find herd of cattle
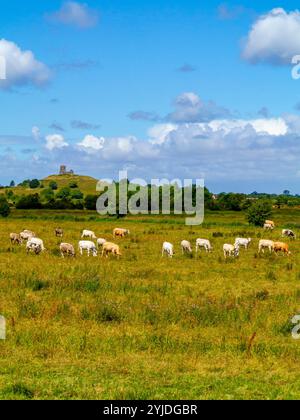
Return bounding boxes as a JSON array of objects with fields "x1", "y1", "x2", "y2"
[
  {"x1": 162, "y1": 220, "x2": 296, "y2": 258},
  {"x1": 8, "y1": 220, "x2": 296, "y2": 260},
  {"x1": 9, "y1": 228, "x2": 130, "y2": 258}
]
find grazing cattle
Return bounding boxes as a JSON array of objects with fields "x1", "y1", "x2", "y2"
[
  {"x1": 196, "y1": 239, "x2": 212, "y2": 253},
  {"x1": 266, "y1": 220, "x2": 275, "y2": 227},
  {"x1": 78, "y1": 241, "x2": 97, "y2": 257},
  {"x1": 60, "y1": 243, "x2": 75, "y2": 258},
  {"x1": 263, "y1": 223, "x2": 274, "y2": 231},
  {"x1": 20, "y1": 230, "x2": 36, "y2": 241},
  {"x1": 27, "y1": 237, "x2": 45, "y2": 252},
  {"x1": 102, "y1": 242, "x2": 122, "y2": 259},
  {"x1": 282, "y1": 229, "x2": 296, "y2": 240},
  {"x1": 273, "y1": 241, "x2": 291, "y2": 255},
  {"x1": 10, "y1": 233, "x2": 22, "y2": 245},
  {"x1": 113, "y1": 228, "x2": 130, "y2": 238},
  {"x1": 26, "y1": 242, "x2": 42, "y2": 255},
  {"x1": 181, "y1": 240, "x2": 192, "y2": 254},
  {"x1": 81, "y1": 230, "x2": 97, "y2": 240},
  {"x1": 97, "y1": 238, "x2": 107, "y2": 248},
  {"x1": 55, "y1": 228, "x2": 64, "y2": 238},
  {"x1": 223, "y1": 244, "x2": 239, "y2": 258},
  {"x1": 234, "y1": 238, "x2": 252, "y2": 250},
  {"x1": 258, "y1": 240, "x2": 274, "y2": 254},
  {"x1": 162, "y1": 242, "x2": 175, "y2": 258}
]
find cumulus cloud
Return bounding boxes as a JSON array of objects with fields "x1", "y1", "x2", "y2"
[
  {"x1": 48, "y1": 1, "x2": 99, "y2": 29},
  {"x1": 166, "y1": 92, "x2": 231, "y2": 123},
  {"x1": 5, "y1": 110, "x2": 300, "y2": 191},
  {"x1": 45, "y1": 134, "x2": 69, "y2": 151},
  {"x1": 0, "y1": 39, "x2": 51, "y2": 90},
  {"x1": 242, "y1": 8, "x2": 300, "y2": 65},
  {"x1": 77, "y1": 134, "x2": 105, "y2": 152}
]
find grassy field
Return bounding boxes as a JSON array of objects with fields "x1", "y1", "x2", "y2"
[
  {"x1": 0, "y1": 209, "x2": 300, "y2": 400},
  {"x1": 0, "y1": 174, "x2": 99, "y2": 197}
]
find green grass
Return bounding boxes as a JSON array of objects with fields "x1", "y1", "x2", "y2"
[
  {"x1": 0, "y1": 209, "x2": 300, "y2": 399},
  {"x1": 1, "y1": 174, "x2": 99, "y2": 197}
]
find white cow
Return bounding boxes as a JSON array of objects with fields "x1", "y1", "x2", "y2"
[
  {"x1": 258, "y1": 240, "x2": 274, "y2": 254},
  {"x1": 162, "y1": 242, "x2": 175, "y2": 258},
  {"x1": 196, "y1": 239, "x2": 212, "y2": 253},
  {"x1": 234, "y1": 238, "x2": 252, "y2": 250},
  {"x1": 97, "y1": 238, "x2": 107, "y2": 248},
  {"x1": 20, "y1": 230, "x2": 36, "y2": 241},
  {"x1": 27, "y1": 237, "x2": 45, "y2": 252},
  {"x1": 264, "y1": 223, "x2": 274, "y2": 231},
  {"x1": 181, "y1": 240, "x2": 192, "y2": 254},
  {"x1": 223, "y1": 244, "x2": 239, "y2": 258},
  {"x1": 282, "y1": 229, "x2": 296, "y2": 240},
  {"x1": 26, "y1": 238, "x2": 45, "y2": 255},
  {"x1": 79, "y1": 241, "x2": 98, "y2": 257},
  {"x1": 81, "y1": 230, "x2": 97, "y2": 240}
]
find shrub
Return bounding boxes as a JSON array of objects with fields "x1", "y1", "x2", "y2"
[
  {"x1": 49, "y1": 181, "x2": 58, "y2": 190},
  {"x1": 16, "y1": 194, "x2": 42, "y2": 209},
  {"x1": 0, "y1": 196, "x2": 10, "y2": 217},
  {"x1": 84, "y1": 195, "x2": 98, "y2": 210},
  {"x1": 246, "y1": 200, "x2": 272, "y2": 227},
  {"x1": 40, "y1": 188, "x2": 55, "y2": 202},
  {"x1": 69, "y1": 182, "x2": 78, "y2": 189},
  {"x1": 29, "y1": 179, "x2": 40, "y2": 189},
  {"x1": 71, "y1": 189, "x2": 84, "y2": 199},
  {"x1": 56, "y1": 187, "x2": 71, "y2": 199}
]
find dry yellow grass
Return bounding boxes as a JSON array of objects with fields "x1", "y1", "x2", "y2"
[{"x1": 0, "y1": 209, "x2": 300, "y2": 399}]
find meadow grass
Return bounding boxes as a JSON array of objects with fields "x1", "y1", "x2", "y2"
[{"x1": 0, "y1": 209, "x2": 300, "y2": 400}]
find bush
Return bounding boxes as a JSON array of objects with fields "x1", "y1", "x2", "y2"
[
  {"x1": 247, "y1": 200, "x2": 272, "y2": 227},
  {"x1": 69, "y1": 182, "x2": 78, "y2": 189},
  {"x1": 71, "y1": 189, "x2": 84, "y2": 199},
  {"x1": 84, "y1": 195, "x2": 99, "y2": 210},
  {"x1": 49, "y1": 181, "x2": 58, "y2": 191},
  {"x1": 16, "y1": 194, "x2": 42, "y2": 209},
  {"x1": 0, "y1": 196, "x2": 10, "y2": 217},
  {"x1": 29, "y1": 179, "x2": 40, "y2": 189},
  {"x1": 40, "y1": 188, "x2": 55, "y2": 202},
  {"x1": 56, "y1": 187, "x2": 71, "y2": 200}
]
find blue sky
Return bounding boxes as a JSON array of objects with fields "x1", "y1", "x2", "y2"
[{"x1": 1, "y1": 1, "x2": 300, "y2": 193}]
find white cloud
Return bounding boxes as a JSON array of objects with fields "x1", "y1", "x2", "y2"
[
  {"x1": 5, "y1": 113, "x2": 300, "y2": 192},
  {"x1": 0, "y1": 39, "x2": 51, "y2": 90},
  {"x1": 48, "y1": 1, "x2": 99, "y2": 29},
  {"x1": 166, "y1": 92, "x2": 231, "y2": 123},
  {"x1": 242, "y1": 8, "x2": 300, "y2": 65},
  {"x1": 77, "y1": 134, "x2": 105, "y2": 152},
  {"x1": 32, "y1": 126, "x2": 41, "y2": 141},
  {"x1": 207, "y1": 118, "x2": 288, "y2": 136},
  {"x1": 148, "y1": 124, "x2": 178, "y2": 145},
  {"x1": 45, "y1": 134, "x2": 68, "y2": 151}
]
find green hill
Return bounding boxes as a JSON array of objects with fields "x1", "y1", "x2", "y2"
[{"x1": 2, "y1": 174, "x2": 100, "y2": 197}]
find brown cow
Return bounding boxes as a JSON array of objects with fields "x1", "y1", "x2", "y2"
[
  {"x1": 273, "y1": 242, "x2": 291, "y2": 255},
  {"x1": 102, "y1": 242, "x2": 122, "y2": 259},
  {"x1": 113, "y1": 228, "x2": 130, "y2": 238},
  {"x1": 60, "y1": 243, "x2": 75, "y2": 258},
  {"x1": 55, "y1": 228, "x2": 64, "y2": 238}
]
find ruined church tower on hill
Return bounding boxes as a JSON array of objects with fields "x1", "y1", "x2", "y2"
[{"x1": 59, "y1": 165, "x2": 74, "y2": 175}]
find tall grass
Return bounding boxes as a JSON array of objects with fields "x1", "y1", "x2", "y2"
[{"x1": 0, "y1": 210, "x2": 299, "y2": 399}]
